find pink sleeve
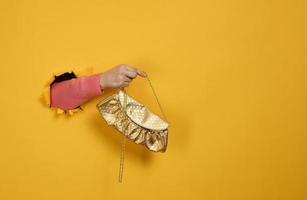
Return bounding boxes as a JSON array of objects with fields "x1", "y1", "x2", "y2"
[{"x1": 50, "y1": 73, "x2": 103, "y2": 110}]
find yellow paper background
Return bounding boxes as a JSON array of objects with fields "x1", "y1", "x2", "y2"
[{"x1": 0, "y1": 0, "x2": 306, "y2": 199}]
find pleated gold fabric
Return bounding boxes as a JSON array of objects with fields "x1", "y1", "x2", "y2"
[{"x1": 96, "y1": 90, "x2": 168, "y2": 152}]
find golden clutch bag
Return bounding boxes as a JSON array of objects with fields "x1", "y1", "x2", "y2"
[{"x1": 96, "y1": 77, "x2": 168, "y2": 182}]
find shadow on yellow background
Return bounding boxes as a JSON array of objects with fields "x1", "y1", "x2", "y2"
[{"x1": 0, "y1": 0, "x2": 306, "y2": 200}]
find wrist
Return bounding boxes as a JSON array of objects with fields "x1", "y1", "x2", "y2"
[{"x1": 99, "y1": 73, "x2": 108, "y2": 90}]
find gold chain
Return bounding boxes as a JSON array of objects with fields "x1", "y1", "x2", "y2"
[
  {"x1": 118, "y1": 135, "x2": 126, "y2": 183},
  {"x1": 118, "y1": 88, "x2": 128, "y2": 183},
  {"x1": 146, "y1": 77, "x2": 168, "y2": 122}
]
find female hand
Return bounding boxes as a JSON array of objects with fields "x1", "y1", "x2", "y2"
[{"x1": 99, "y1": 64, "x2": 147, "y2": 90}]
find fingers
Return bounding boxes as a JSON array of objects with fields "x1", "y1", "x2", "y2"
[
  {"x1": 120, "y1": 64, "x2": 147, "y2": 78},
  {"x1": 125, "y1": 70, "x2": 137, "y2": 79},
  {"x1": 122, "y1": 75, "x2": 131, "y2": 82},
  {"x1": 136, "y1": 69, "x2": 147, "y2": 78},
  {"x1": 127, "y1": 66, "x2": 147, "y2": 78},
  {"x1": 120, "y1": 82, "x2": 129, "y2": 89},
  {"x1": 119, "y1": 71, "x2": 132, "y2": 88},
  {"x1": 116, "y1": 64, "x2": 147, "y2": 89}
]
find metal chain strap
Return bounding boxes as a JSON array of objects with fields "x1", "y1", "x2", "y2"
[{"x1": 118, "y1": 88, "x2": 128, "y2": 183}]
